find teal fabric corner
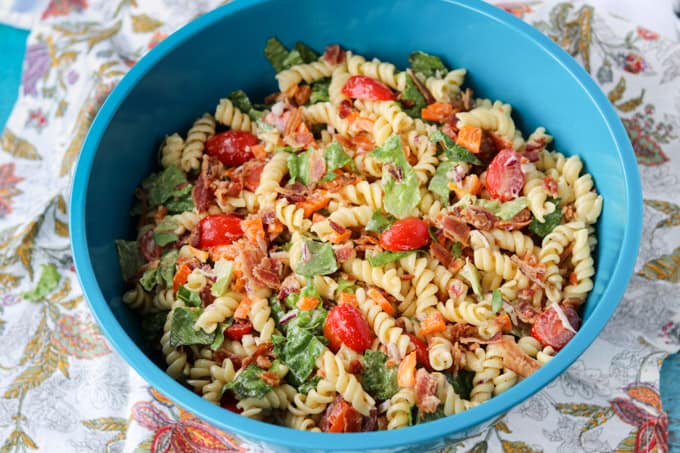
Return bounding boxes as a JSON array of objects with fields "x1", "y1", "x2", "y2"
[{"x1": 0, "y1": 23, "x2": 29, "y2": 131}]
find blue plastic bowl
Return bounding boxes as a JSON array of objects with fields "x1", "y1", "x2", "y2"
[{"x1": 70, "y1": 0, "x2": 642, "y2": 451}]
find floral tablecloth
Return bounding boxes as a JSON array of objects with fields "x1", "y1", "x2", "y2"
[{"x1": 0, "y1": 1, "x2": 678, "y2": 452}]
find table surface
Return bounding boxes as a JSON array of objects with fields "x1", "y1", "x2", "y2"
[{"x1": 0, "y1": 1, "x2": 678, "y2": 452}]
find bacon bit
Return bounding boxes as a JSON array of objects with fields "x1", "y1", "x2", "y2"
[
  {"x1": 154, "y1": 205, "x2": 168, "y2": 223},
  {"x1": 405, "y1": 69, "x2": 435, "y2": 105},
  {"x1": 139, "y1": 229, "x2": 161, "y2": 261},
  {"x1": 459, "y1": 331, "x2": 503, "y2": 344},
  {"x1": 421, "y1": 102, "x2": 454, "y2": 123},
  {"x1": 461, "y1": 88, "x2": 474, "y2": 112},
  {"x1": 256, "y1": 355, "x2": 273, "y2": 369},
  {"x1": 193, "y1": 155, "x2": 223, "y2": 212},
  {"x1": 308, "y1": 148, "x2": 327, "y2": 183},
  {"x1": 172, "y1": 264, "x2": 192, "y2": 292},
  {"x1": 334, "y1": 244, "x2": 354, "y2": 263},
  {"x1": 323, "y1": 44, "x2": 346, "y2": 65},
  {"x1": 397, "y1": 351, "x2": 417, "y2": 387},
  {"x1": 258, "y1": 370, "x2": 281, "y2": 386},
  {"x1": 277, "y1": 274, "x2": 301, "y2": 300},
  {"x1": 497, "y1": 335, "x2": 540, "y2": 378},
  {"x1": 277, "y1": 182, "x2": 310, "y2": 203},
  {"x1": 511, "y1": 254, "x2": 546, "y2": 287},
  {"x1": 440, "y1": 215, "x2": 471, "y2": 245},
  {"x1": 312, "y1": 213, "x2": 327, "y2": 223},
  {"x1": 338, "y1": 100, "x2": 354, "y2": 119},
  {"x1": 243, "y1": 160, "x2": 266, "y2": 192},
  {"x1": 459, "y1": 205, "x2": 497, "y2": 231},
  {"x1": 292, "y1": 122, "x2": 316, "y2": 148},
  {"x1": 294, "y1": 85, "x2": 312, "y2": 106},
  {"x1": 418, "y1": 312, "x2": 446, "y2": 336},
  {"x1": 448, "y1": 279, "x2": 468, "y2": 301},
  {"x1": 448, "y1": 257, "x2": 465, "y2": 275},
  {"x1": 319, "y1": 173, "x2": 360, "y2": 192},
  {"x1": 429, "y1": 240, "x2": 453, "y2": 268},
  {"x1": 252, "y1": 258, "x2": 281, "y2": 289},
  {"x1": 348, "y1": 359, "x2": 364, "y2": 375},
  {"x1": 517, "y1": 286, "x2": 536, "y2": 306},
  {"x1": 400, "y1": 273, "x2": 415, "y2": 281},
  {"x1": 233, "y1": 296, "x2": 253, "y2": 320},
  {"x1": 213, "y1": 349, "x2": 243, "y2": 369},
  {"x1": 329, "y1": 219, "x2": 347, "y2": 234},
  {"x1": 441, "y1": 122, "x2": 458, "y2": 141},
  {"x1": 559, "y1": 241, "x2": 574, "y2": 263},
  {"x1": 446, "y1": 323, "x2": 478, "y2": 344},
  {"x1": 297, "y1": 192, "x2": 330, "y2": 218},
  {"x1": 284, "y1": 108, "x2": 303, "y2": 137},
  {"x1": 456, "y1": 125, "x2": 483, "y2": 153},
  {"x1": 337, "y1": 132, "x2": 375, "y2": 153},
  {"x1": 563, "y1": 296, "x2": 586, "y2": 308},
  {"x1": 516, "y1": 300, "x2": 540, "y2": 324},
  {"x1": 542, "y1": 176, "x2": 558, "y2": 197},
  {"x1": 562, "y1": 203, "x2": 576, "y2": 222},
  {"x1": 414, "y1": 369, "x2": 440, "y2": 414},
  {"x1": 338, "y1": 292, "x2": 358, "y2": 306},
  {"x1": 495, "y1": 313, "x2": 513, "y2": 332},
  {"x1": 214, "y1": 179, "x2": 243, "y2": 202},
  {"x1": 349, "y1": 116, "x2": 375, "y2": 135},
  {"x1": 241, "y1": 342, "x2": 274, "y2": 370},
  {"x1": 368, "y1": 288, "x2": 395, "y2": 316},
  {"x1": 495, "y1": 208, "x2": 532, "y2": 231}
]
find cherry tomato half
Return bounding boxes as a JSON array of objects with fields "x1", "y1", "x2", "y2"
[
  {"x1": 342, "y1": 75, "x2": 396, "y2": 101},
  {"x1": 205, "y1": 130, "x2": 259, "y2": 167},
  {"x1": 322, "y1": 397, "x2": 363, "y2": 433},
  {"x1": 531, "y1": 304, "x2": 581, "y2": 351},
  {"x1": 224, "y1": 320, "x2": 253, "y2": 340},
  {"x1": 379, "y1": 217, "x2": 431, "y2": 252},
  {"x1": 324, "y1": 304, "x2": 372, "y2": 353},
  {"x1": 198, "y1": 214, "x2": 244, "y2": 248},
  {"x1": 407, "y1": 333, "x2": 431, "y2": 370},
  {"x1": 485, "y1": 149, "x2": 525, "y2": 202}
]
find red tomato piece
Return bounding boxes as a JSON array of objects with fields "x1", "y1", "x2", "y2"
[
  {"x1": 243, "y1": 160, "x2": 266, "y2": 192},
  {"x1": 485, "y1": 149, "x2": 525, "y2": 201},
  {"x1": 342, "y1": 75, "x2": 396, "y2": 101},
  {"x1": 324, "y1": 304, "x2": 372, "y2": 353},
  {"x1": 224, "y1": 320, "x2": 253, "y2": 340},
  {"x1": 531, "y1": 304, "x2": 581, "y2": 351},
  {"x1": 205, "y1": 130, "x2": 259, "y2": 167},
  {"x1": 407, "y1": 333, "x2": 431, "y2": 370},
  {"x1": 379, "y1": 217, "x2": 431, "y2": 252},
  {"x1": 322, "y1": 397, "x2": 363, "y2": 433},
  {"x1": 198, "y1": 214, "x2": 244, "y2": 248}
]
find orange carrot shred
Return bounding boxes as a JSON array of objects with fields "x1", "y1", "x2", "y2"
[
  {"x1": 418, "y1": 311, "x2": 446, "y2": 336},
  {"x1": 297, "y1": 296, "x2": 320, "y2": 311},
  {"x1": 456, "y1": 124, "x2": 483, "y2": 153},
  {"x1": 234, "y1": 296, "x2": 253, "y2": 320},
  {"x1": 172, "y1": 264, "x2": 191, "y2": 292},
  {"x1": 421, "y1": 102, "x2": 454, "y2": 122},
  {"x1": 397, "y1": 351, "x2": 417, "y2": 387},
  {"x1": 338, "y1": 292, "x2": 358, "y2": 306},
  {"x1": 367, "y1": 288, "x2": 395, "y2": 316}
]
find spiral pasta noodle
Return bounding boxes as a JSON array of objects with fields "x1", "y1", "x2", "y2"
[
  {"x1": 160, "y1": 133, "x2": 184, "y2": 169},
  {"x1": 276, "y1": 58, "x2": 335, "y2": 92},
  {"x1": 215, "y1": 98, "x2": 256, "y2": 133},
  {"x1": 180, "y1": 113, "x2": 216, "y2": 173}
]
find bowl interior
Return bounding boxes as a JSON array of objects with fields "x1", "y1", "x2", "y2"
[{"x1": 71, "y1": 0, "x2": 641, "y2": 451}]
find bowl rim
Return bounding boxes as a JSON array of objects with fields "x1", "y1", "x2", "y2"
[{"x1": 70, "y1": 0, "x2": 642, "y2": 450}]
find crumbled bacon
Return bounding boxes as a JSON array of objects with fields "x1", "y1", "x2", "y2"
[
  {"x1": 476, "y1": 130, "x2": 500, "y2": 165},
  {"x1": 277, "y1": 274, "x2": 301, "y2": 300},
  {"x1": 193, "y1": 156, "x2": 223, "y2": 212},
  {"x1": 319, "y1": 173, "x2": 360, "y2": 192},
  {"x1": 139, "y1": 229, "x2": 162, "y2": 262},
  {"x1": 258, "y1": 371, "x2": 281, "y2": 386},
  {"x1": 496, "y1": 335, "x2": 540, "y2": 378},
  {"x1": 461, "y1": 88, "x2": 474, "y2": 112},
  {"x1": 495, "y1": 208, "x2": 532, "y2": 231},
  {"x1": 460, "y1": 205, "x2": 497, "y2": 231},
  {"x1": 414, "y1": 369, "x2": 440, "y2": 414},
  {"x1": 242, "y1": 160, "x2": 266, "y2": 192},
  {"x1": 338, "y1": 100, "x2": 354, "y2": 119},
  {"x1": 241, "y1": 343, "x2": 274, "y2": 370},
  {"x1": 348, "y1": 359, "x2": 363, "y2": 375},
  {"x1": 361, "y1": 407, "x2": 378, "y2": 432},
  {"x1": 429, "y1": 240, "x2": 453, "y2": 268},
  {"x1": 256, "y1": 355, "x2": 273, "y2": 370},
  {"x1": 516, "y1": 300, "x2": 540, "y2": 324},
  {"x1": 213, "y1": 349, "x2": 243, "y2": 369},
  {"x1": 542, "y1": 176, "x2": 558, "y2": 197},
  {"x1": 334, "y1": 244, "x2": 354, "y2": 264},
  {"x1": 277, "y1": 182, "x2": 310, "y2": 203},
  {"x1": 447, "y1": 257, "x2": 465, "y2": 275},
  {"x1": 200, "y1": 286, "x2": 216, "y2": 307},
  {"x1": 511, "y1": 254, "x2": 546, "y2": 287},
  {"x1": 524, "y1": 138, "x2": 546, "y2": 162},
  {"x1": 323, "y1": 44, "x2": 346, "y2": 65},
  {"x1": 400, "y1": 273, "x2": 415, "y2": 281},
  {"x1": 562, "y1": 296, "x2": 586, "y2": 308},
  {"x1": 440, "y1": 215, "x2": 471, "y2": 245},
  {"x1": 448, "y1": 279, "x2": 468, "y2": 301},
  {"x1": 284, "y1": 108, "x2": 303, "y2": 137},
  {"x1": 308, "y1": 148, "x2": 327, "y2": 183},
  {"x1": 562, "y1": 203, "x2": 576, "y2": 222},
  {"x1": 329, "y1": 220, "x2": 347, "y2": 234},
  {"x1": 459, "y1": 332, "x2": 502, "y2": 344},
  {"x1": 293, "y1": 85, "x2": 312, "y2": 106},
  {"x1": 446, "y1": 323, "x2": 477, "y2": 344},
  {"x1": 252, "y1": 257, "x2": 281, "y2": 289}
]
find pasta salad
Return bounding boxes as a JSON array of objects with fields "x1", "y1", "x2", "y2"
[{"x1": 115, "y1": 38, "x2": 602, "y2": 432}]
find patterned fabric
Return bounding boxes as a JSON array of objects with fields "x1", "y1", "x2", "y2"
[{"x1": 0, "y1": 1, "x2": 677, "y2": 451}]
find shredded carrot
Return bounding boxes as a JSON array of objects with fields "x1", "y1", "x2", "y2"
[
  {"x1": 418, "y1": 311, "x2": 446, "y2": 336},
  {"x1": 456, "y1": 124, "x2": 483, "y2": 153},
  {"x1": 297, "y1": 296, "x2": 320, "y2": 311},
  {"x1": 569, "y1": 271, "x2": 579, "y2": 285},
  {"x1": 267, "y1": 219, "x2": 284, "y2": 237},
  {"x1": 421, "y1": 102, "x2": 454, "y2": 123},
  {"x1": 187, "y1": 245, "x2": 209, "y2": 263},
  {"x1": 250, "y1": 143, "x2": 267, "y2": 160},
  {"x1": 449, "y1": 174, "x2": 482, "y2": 199},
  {"x1": 297, "y1": 194, "x2": 330, "y2": 218},
  {"x1": 338, "y1": 292, "x2": 358, "y2": 306},
  {"x1": 329, "y1": 229, "x2": 351, "y2": 244},
  {"x1": 172, "y1": 264, "x2": 191, "y2": 292},
  {"x1": 241, "y1": 217, "x2": 265, "y2": 245},
  {"x1": 234, "y1": 296, "x2": 253, "y2": 320},
  {"x1": 397, "y1": 351, "x2": 417, "y2": 387},
  {"x1": 367, "y1": 288, "x2": 395, "y2": 316},
  {"x1": 496, "y1": 313, "x2": 513, "y2": 333},
  {"x1": 312, "y1": 213, "x2": 327, "y2": 223}
]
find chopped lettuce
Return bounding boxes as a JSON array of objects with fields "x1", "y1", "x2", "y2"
[
  {"x1": 223, "y1": 365, "x2": 273, "y2": 399},
  {"x1": 400, "y1": 75, "x2": 427, "y2": 119},
  {"x1": 141, "y1": 310, "x2": 168, "y2": 343},
  {"x1": 22, "y1": 264, "x2": 60, "y2": 302},
  {"x1": 153, "y1": 217, "x2": 178, "y2": 247},
  {"x1": 158, "y1": 250, "x2": 178, "y2": 288},
  {"x1": 177, "y1": 285, "x2": 202, "y2": 307},
  {"x1": 367, "y1": 250, "x2": 414, "y2": 267},
  {"x1": 227, "y1": 90, "x2": 265, "y2": 120},
  {"x1": 211, "y1": 260, "x2": 234, "y2": 297},
  {"x1": 370, "y1": 135, "x2": 421, "y2": 218},
  {"x1": 287, "y1": 150, "x2": 311, "y2": 186},
  {"x1": 491, "y1": 288, "x2": 503, "y2": 313},
  {"x1": 139, "y1": 266, "x2": 159, "y2": 292},
  {"x1": 264, "y1": 37, "x2": 290, "y2": 72},
  {"x1": 293, "y1": 239, "x2": 338, "y2": 277},
  {"x1": 309, "y1": 79, "x2": 331, "y2": 104},
  {"x1": 365, "y1": 210, "x2": 395, "y2": 233},
  {"x1": 115, "y1": 240, "x2": 145, "y2": 281},
  {"x1": 169, "y1": 307, "x2": 216, "y2": 347},
  {"x1": 294, "y1": 41, "x2": 320, "y2": 63},
  {"x1": 361, "y1": 350, "x2": 399, "y2": 400},
  {"x1": 286, "y1": 306, "x2": 327, "y2": 336},
  {"x1": 297, "y1": 375, "x2": 321, "y2": 395},
  {"x1": 459, "y1": 260, "x2": 482, "y2": 297},
  {"x1": 269, "y1": 296, "x2": 287, "y2": 328},
  {"x1": 429, "y1": 130, "x2": 481, "y2": 165},
  {"x1": 277, "y1": 306, "x2": 328, "y2": 385},
  {"x1": 415, "y1": 405, "x2": 446, "y2": 424},
  {"x1": 529, "y1": 197, "x2": 563, "y2": 238},
  {"x1": 282, "y1": 50, "x2": 304, "y2": 70},
  {"x1": 140, "y1": 166, "x2": 194, "y2": 214},
  {"x1": 321, "y1": 142, "x2": 353, "y2": 182},
  {"x1": 409, "y1": 51, "x2": 448, "y2": 78},
  {"x1": 336, "y1": 278, "x2": 357, "y2": 294},
  {"x1": 477, "y1": 197, "x2": 528, "y2": 221},
  {"x1": 449, "y1": 370, "x2": 475, "y2": 400},
  {"x1": 428, "y1": 161, "x2": 456, "y2": 203}
]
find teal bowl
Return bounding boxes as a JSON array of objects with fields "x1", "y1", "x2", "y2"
[{"x1": 70, "y1": 0, "x2": 642, "y2": 451}]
